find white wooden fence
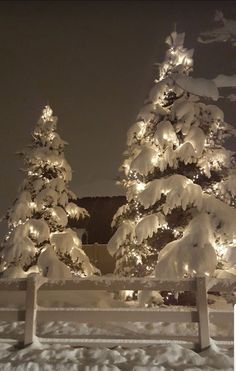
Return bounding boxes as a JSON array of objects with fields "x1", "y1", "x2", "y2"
[{"x1": 0, "y1": 275, "x2": 234, "y2": 351}]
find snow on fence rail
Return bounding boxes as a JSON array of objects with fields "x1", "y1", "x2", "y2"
[{"x1": 0, "y1": 275, "x2": 234, "y2": 350}]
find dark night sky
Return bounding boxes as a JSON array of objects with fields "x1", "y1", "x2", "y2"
[{"x1": 0, "y1": 1, "x2": 235, "y2": 229}]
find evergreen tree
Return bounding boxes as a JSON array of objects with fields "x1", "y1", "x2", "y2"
[
  {"x1": 0, "y1": 106, "x2": 97, "y2": 279},
  {"x1": 108, "y1": 32, "x2": 236, "y2": 280}
]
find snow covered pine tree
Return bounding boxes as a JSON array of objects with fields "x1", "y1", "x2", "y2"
[
  {"x1": 0, "y1": 106, "x2": 97, "y2": 279},
  {"x1": 108, "y1": 32, "x2": 236, "y2": 281}
]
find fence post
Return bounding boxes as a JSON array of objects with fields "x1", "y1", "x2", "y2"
[
  {"x1": 24, "y1": 274, "x2": 38, "y2": 346},
  {"x1": 196, "y1": 276, "x2": 210, "y2": 351}
]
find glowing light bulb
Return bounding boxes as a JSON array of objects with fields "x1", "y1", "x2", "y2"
[
  {"x1": 184, "y1": 264, "x2": 189, "y2": 272},
  {"x1": 51, "y1": 210, "x2": 57, "y2": 217},
  {"x1": 29, "y1": 226, "x2": 39, "y2": 238},
  {"x1": 42, "y1": 105, "x2": 53, "y2": 122},
  {"x1": 136, "y1": 182, "x2": 146, "y2": 192},
  {"x1": 29, "y1": 202, "x2": 36, "y2": 209}
]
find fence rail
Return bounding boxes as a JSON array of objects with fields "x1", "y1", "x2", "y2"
[{"x1": 0, "y1": 275, "x2": 235, "y2": 350}]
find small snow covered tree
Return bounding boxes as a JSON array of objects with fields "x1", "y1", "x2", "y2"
[
  {"x1": 0, "y1": 106, "x2": 97, "y2": 279},
  {"x1": 108, "y1": 32, "x2": 236, "y2": 280}
]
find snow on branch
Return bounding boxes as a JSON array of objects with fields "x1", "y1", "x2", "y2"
[
  {"x1": 65, "y1": 202, "x2": 89, "y2": 220},
  {"x1": 107, "y1": 221, "x2": 135, "y2": 256},
  {"x1": 138, "y1": 175, "x2": 203, "y2": 212},
  {"x1": 130, "y1": 147, "x2": 158, "y2": 176},
  {"x1": 173, "y1": 74, "x2": 236, "y2": 102},
  {"x1": 154, "y1": 120, "x2": 179, "y2": 148},
  {"x1": 218, "y1": 174, "x2": 236, "y2": 198},
  {"x1": 111, "y1": 204, "x2": 130, "y2": 228},
  {"x1": 127, "y1": 121, "x2": 147, "y2": 146},
  {"x1": 198, "y1": 11, "x2": 236, "y2": 46},
  {"x1": 135, "y1": 213, "x2": 166, "y2": 244},
  {"x1": 173, "y1": 75, "x2": 219, "y2": 101},
  {"x1": 202, "y1": 194, "x2": 236, "y2": 241},
  {"x1": 213, "y1": 74, "x2": 236, "y2": 88},
  {"x1": 38, "y1": 246, "x2": 72, "y2": 279},
  {"x1": 226, "y1": 94, "x2": 236, "y2": 102},
  {"x1": 155, "y1": 213, "x2": 217, "y2": 279}
]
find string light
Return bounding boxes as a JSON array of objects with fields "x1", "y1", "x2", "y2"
[
  {"x1": 192, "y1": 174, "x2": 199, "y2": 181},
  {"x1": 48, "y1": 132, "x2": 56, "y2": 140}
]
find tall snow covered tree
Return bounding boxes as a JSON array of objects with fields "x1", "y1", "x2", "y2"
[
  {"x1": 108, "y1": 32, "x2": 236, "y2": 280},
  {"x1": 0, "y1": 106, "x2": 97, "y2": 279}
]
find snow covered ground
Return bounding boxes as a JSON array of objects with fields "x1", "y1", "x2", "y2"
[
  {"x1": 0, "y1": 299, "x2": 233, "y2": 371},
  {"x1": 0, "y1": 336, "x2": 233, "y2": 371},
  {"x1": 0, "y1": 327, "x2": 233, "y2": 371}
]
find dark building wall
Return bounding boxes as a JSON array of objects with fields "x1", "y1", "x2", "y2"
[
  {"x1": 83, "y1": 244, "x2": 116, "y2": 275},
  {"x1": 73, "y1": 196, "x2": 126, "y2": 244}
]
